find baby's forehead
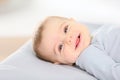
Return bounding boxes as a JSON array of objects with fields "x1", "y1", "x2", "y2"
[
  {"x1": 47, "y1": 17, "x2": 67, "y2": 21},
  {"x1": 44, "y1": 18, "x2": 68, "y2": 31},
  {"x1": 45, "y1": 17, "x2": 67, "y2": 25}
]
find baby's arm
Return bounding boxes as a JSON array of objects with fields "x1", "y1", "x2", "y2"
[{"x1": 75, "y1": 45, "x2": 120, "y2": 80}]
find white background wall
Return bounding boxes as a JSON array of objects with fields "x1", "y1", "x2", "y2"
[{"x1": 0, "y1": 0, "x2": 120, "y2": 36}]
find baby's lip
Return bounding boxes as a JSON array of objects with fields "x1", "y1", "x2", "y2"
[{"x1": 75, "y1": 34, "x2": 80, "y2": 49}]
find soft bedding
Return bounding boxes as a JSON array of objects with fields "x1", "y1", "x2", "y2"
[{"x1": 0, "y1": 23, "x2": 101, "y2": 80}]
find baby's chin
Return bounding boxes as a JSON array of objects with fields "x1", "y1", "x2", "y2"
[
  {"x1": 57, "y1": 59, "x2": 76, "y2": 65},
  {"x1": 62, "y1": 62, "x2": 75, "y2": 65}
]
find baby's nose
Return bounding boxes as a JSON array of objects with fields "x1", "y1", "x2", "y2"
[{"x1": 64, "y1": 35, "x2": 73, "y2": 45}]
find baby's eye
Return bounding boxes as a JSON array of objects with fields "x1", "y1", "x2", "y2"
[
  {"x1": 58, "y1": 44, "x2": 63, "y2": 52},
  {"x1": 64, "y1": 25, "x2": 69, "y2": 33}
]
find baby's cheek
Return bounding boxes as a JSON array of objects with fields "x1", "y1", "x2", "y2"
[
  {"x1": 63, "y1": 46, "x2": 73, "y2": 55},
  {"x1": 63, "y1": 50, "x2": 76, "y2": 61}
]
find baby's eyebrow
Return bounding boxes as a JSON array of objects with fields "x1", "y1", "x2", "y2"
[
  {"x1": 53, "y1": 40, "x2": 58, "y2": 55},
  {"x1": 58, "y1": 21, "x2": 66, "y2": 31}
]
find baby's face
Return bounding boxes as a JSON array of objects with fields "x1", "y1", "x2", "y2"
[{"x1": 39, "y1": 18, "x2": 91, "y2": 65}]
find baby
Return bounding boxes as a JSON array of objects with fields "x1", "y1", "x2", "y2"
[{"x1": 33, "y1": 16, "x2": 120, "y2": 80}]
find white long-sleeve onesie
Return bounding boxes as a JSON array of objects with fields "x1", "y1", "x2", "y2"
[{"x1": 76, "y1": 25, "x2": 120, "y2": 80}]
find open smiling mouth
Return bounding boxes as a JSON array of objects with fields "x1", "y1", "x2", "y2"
[{"x1": 75, "y1": 34, "x2": 80, "y2": 49}]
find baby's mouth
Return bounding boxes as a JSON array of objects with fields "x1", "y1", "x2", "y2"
[{"x1": 75, "y1": 34, "x2": 80, "y2": 49}]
